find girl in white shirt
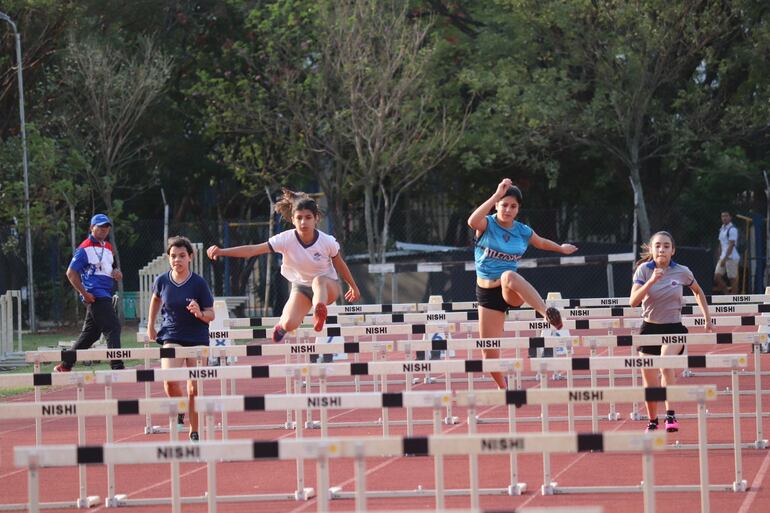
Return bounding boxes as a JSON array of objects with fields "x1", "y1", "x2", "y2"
[{"x1": 207, "y1": 189, "x2": 360, "y2": 341}]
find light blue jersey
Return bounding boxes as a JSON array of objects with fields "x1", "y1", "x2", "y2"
[{"x1": 474, "y1": 215, "x2": 533, "y2": 279}]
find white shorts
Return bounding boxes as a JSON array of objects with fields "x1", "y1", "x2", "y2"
[
  {"x1": 161, "y1": 342, "x2": 203, "y2": 370},
  {"x1": 715, "y1": 259, "x2": 739, "y2": 280}
]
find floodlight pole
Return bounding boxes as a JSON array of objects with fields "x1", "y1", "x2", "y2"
[{"x1": 1, "y1": 11, "x2": 36, "y2": 331}]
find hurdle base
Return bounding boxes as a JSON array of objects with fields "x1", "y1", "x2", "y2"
[
  {"x1": 294, "y1": 487, "x2": 315, "y2": 501},
  {"x1": 105, "y1": 494, "x2": 128, "y2": 508},
  {"x1": 443, "y1": 415, "x2": 459, "y2": 425},
  {"x1": 330, "y1": 486, "x2": 516, "y2": 499},
  {"x1": 507, "y1": 483, "x2": 527, "y2": 495},
  {"x1": 733, "y1": 479, "x2": 748, "y2": 492},
  {"x1": 552, "y1": 372, "x2": 566, "y2": 381},
  {"x1": 556, "y1": 483, "x2": 740, "y2": 494},
  {"x1": 305, "y1": 420, "x2": 321, "y2": 429},
  {"x1": 75, "y1": 495, "x2": 100, "y2": 508},
  {"x1": 752, "y1": 439, "x2": 769, "y2": 449},
  {"x1": 628, "y1": 411, "x2": 643, "y2": 421},
  {"x1": 681, "y1": 369, "x2": 694, "y2": 378},
  {"x1": 144, "y1": 425, "x2": 163, "y2": 434},
  {"x1": 541, "y1": 482, "x2": 558, "y2": 495},
  {"x1": 607, "y1": 411, "x2": 621, "y2": 421}
]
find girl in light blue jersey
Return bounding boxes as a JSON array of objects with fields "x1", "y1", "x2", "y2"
[
  {"x1": 630, "y1": 231, "x2": 712, "y2": 433},
  {"x1": 468, "y1": 178, "x2": 578, "y2": 389}
]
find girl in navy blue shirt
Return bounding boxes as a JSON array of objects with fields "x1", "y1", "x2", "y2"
[{"x1": 148, "y1": 236, "x2": 214, "y2": 441}]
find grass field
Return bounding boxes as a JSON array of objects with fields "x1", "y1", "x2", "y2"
[{"x1": 0, "y1": 322, "x2": 146, "y2": 397}]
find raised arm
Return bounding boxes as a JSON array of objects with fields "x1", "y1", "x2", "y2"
[
  {"x1": 629, "y1": 267, "x2": 664, "y2": 307},
  {"x1": 467, "y1": 178, "x2": 513, "y2": 233},
  {"x1": 207, "y1": 242, "x2": 271, "y2": 260},
  {"x1": 529, "y1": 232, "x2": 578, "y2": 255}
]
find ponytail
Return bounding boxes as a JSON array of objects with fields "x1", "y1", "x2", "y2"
[{"x1": 274, "y1": 188, "x2": 321, "y2": 222}]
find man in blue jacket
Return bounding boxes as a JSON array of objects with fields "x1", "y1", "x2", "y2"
[{"x1": 55, "y1": 214, "x2": 125, "y2": 371}]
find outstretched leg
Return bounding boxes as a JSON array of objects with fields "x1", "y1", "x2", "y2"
[{"x1": 500, "y1": 271, "x2": 562, "y2": 328}]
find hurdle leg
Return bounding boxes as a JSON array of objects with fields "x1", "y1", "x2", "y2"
[
  {"x1": 169, "y1": 413, "x2": 181, "y2": 513},
  {"x1": 752, "y1": 341, "x2": 768, "y2": 448},
  {"x1": 33, "y1": 362, "x2": 42, "y2": 445},
  {"x1": 143, "y1": 349, "x2": 158, "y2": 434},
  {"x1": 539, "y1": 369, "x2": 556, "y2": 495},
  {"x1": 354, "y1": 443, "x2": 367, "y2": 512},
  {"x1": 697, "y1": 391, "x2": 711, "y2": 512},
  {"x1": 104, "y1": 378, "x2": 126, "y2": 507},
  {"x1": 319, "y1": 374, "x2": 329, "y2": 438},
  {"x1": 206, "y1": 414, "x2": 218, "y2": 513},
  {"x1": 432, "y1": 401, "x2": 445, "y2": 510},
  {"x1": 567, "y1": 370, "x2": 575, "y2": 432},
  {"x1": 219, "y1": 372, "x2": 229, "y2": 440},
  {"x1": 731, "y1": 370, "x2": 748, "y2": 492},
  {"x1": 28, "y1": 456, "x2": 40, "y2": 513},
  {"x1": 75, "y1": 381, "x2": 100, "y2": 508},
  {"x1": 293, "y1": 397, "x2": 314, "y2": 500},
  {"x1": 507, "y1": 386, "x2": 526, "y2": 495},
  {"x1": 316, "y1": 451, "x2": 330, "y2": 513},
  {"x1": 630, "y1": 368, "x2": 643, "y2": 420},
  {"x1": 285, "y1": 354, "x2": 294, "y2": 428},
  {"x1": 642, "y1": 437, "x2": 656, "y2": 513},
  {"x1": 590, "y1": 349, "x2": 598, "y2": 432},
  {"x1": 467, "y1": 396, "x2": 480, "y2": 510},
  {"x1": 607, "y1": 345, "x2": 620, "y2": 420}
]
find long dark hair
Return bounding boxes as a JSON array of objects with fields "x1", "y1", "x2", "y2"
[
  {"x1": 274, "y1": 188, "x2": 321, "y2": 222},
  {"x1": 635, "y1": 231, "x2": 675, "y2": 268}
]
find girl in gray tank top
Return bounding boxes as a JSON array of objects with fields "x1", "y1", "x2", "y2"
[{"x1": 630, "y1": 231, "x2": 713, "y2": 433}]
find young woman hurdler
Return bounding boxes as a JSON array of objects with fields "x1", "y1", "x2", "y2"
[
  {"x1": 469, "y1": 178, "x2": 577, "y2": 389},
  {"x1": 630, "y1": 231, "x2": 713, "y2": 432},
  {"x1": 207, "y1": 189, "x2": 360, "y2": 341},
  {"x1": 147, "y1": 236, "x2": 215, "y2": 441}
]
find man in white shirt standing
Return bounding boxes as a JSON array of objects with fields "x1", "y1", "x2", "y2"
[{"x1": 714, "y1": 211, "x2": 740, "y2": 294}]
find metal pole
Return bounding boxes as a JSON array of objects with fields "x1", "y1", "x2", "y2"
[
  {"x1": 0, "y1": 12, "x2": 35, "y2": 331},
  {"x1": 160, "y1": 187, "x2": 169, "y2": 244}
]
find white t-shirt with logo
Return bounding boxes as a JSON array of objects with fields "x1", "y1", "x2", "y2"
[
  {"x1": 718, "y1": 222, "x2": 739, "y2": 261},
  {"x1": 268, "y1": 229, "x2": 340, "y2": 286}
]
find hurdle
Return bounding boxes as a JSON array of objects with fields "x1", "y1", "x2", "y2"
[
  {"x1": 14, "y1": 431, "x2": 663, "y2": 513},
  {"x1": 581, "y1": 332, "x2": 769, "y2": 449},
  {"x1": 0, "y1": 289, "x2": 22, "y2": 362},
  {"x1": 455, "y1": 385, "x2": 717, "y2": 511},
  {"x1": 0, "y1": 397, "x2": 188, "y2": 511},
  {"x1": 530, "y1": 353, "x2": 750, "y2": 498}
]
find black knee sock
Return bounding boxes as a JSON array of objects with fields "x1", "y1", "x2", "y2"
[{"x1": 649, "y1": 417, "x2": 658, "y2": 424}]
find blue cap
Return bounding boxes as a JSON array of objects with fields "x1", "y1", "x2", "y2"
[{"x1": 90, "y1": 214, "x2": 112, "y2": 227}]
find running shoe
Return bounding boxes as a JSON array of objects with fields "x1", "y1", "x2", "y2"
[
  {"x1": 665, "y1": 416, "x2": 679, "y2": 432},
  {"x1": 189, "y1": 431, "x2": 199, "y2": 442},
  {"x1": 313, "y1": 303, "x2": 328, "y2": 332},
  {"x1": 53, "y1": 363, "x2": 71, "y2": 373},
  {"x1": 272, "y1": 325, "x2": 287, "y2": 343},
  {"x1": 645, "y1": 421, "x2": 658, "y2": 433},
  {"x1": 545, "y1": 307, "x2": 563, "y2": 330}
]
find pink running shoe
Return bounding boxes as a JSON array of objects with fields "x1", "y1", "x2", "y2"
[
  {"x1": 53, "y1": 363, "x2": 71, "y2": 373},
  {"x1": 545, "y1": 307, "x2": 563, "y2": 330},
  {"x1": 313, "y1": 303, "x2": 327, "y2": 332},
  {"x1": 272, "y1": 325, "x2": 287, "y2": 343},
  {"x1": 665, "y1": 417, "x2": 679, "y2": 432}
]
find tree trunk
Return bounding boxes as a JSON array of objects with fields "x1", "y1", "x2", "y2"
[{"x1": 628, "y1": 144, "x2": 651, "y2": 241}]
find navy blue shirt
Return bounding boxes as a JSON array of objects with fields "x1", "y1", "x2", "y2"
[{"x1": 152, "y1": 271, "x2": 214, "y2": 346}]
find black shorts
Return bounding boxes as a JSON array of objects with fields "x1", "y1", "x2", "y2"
[
  {"x1": 476, "y1": 284, "x2": 521, "y2": 313},
  {"x1": 638, "y1": 321, "x2": 687, "y2": 356}
]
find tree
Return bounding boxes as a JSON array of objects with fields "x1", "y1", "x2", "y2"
[
  {"x1": 321, "y1": 0, "x2": 466, "y2": 273},
  {"x1": 61, "y1": 35, "x2": 172, "y2": 311},
  {"x1": 493, "y1": 0, "x2": 770, "y2": 239}
]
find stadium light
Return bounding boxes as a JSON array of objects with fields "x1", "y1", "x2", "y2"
[{"x1": 0, "y1": 11, "x2": 36, "y2": 332}]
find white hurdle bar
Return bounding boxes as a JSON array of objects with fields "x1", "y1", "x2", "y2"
[
  {"x1": 15, "y1": 431, "x2": 664, "y2": 513},
  {"x1": 0, "y1": 397, "x2": 188, "y2": 511},
  {"x1": 530, "y1": 354, "x2": 750, "y2": 499},
  {"x1": 456, "y1": 385, "x2": 718, "y2": 510}
]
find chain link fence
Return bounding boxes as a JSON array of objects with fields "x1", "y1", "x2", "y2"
[{"x1": 1, "y1": 201, "x2": 766, "y2": 326}]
